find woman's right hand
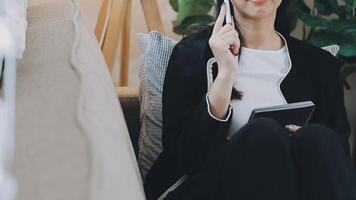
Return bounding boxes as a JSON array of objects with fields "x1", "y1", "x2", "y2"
[
  {"x1": 207, "y1": 4, "x2": 240, "y2": 120},
  {"x1": 209, "y1": 4, "x2": 240, "y2": 77}
]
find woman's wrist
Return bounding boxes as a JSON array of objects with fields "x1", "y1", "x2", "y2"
[
  {"x1": 207, "y1": 91, "x2": 231, "y2": 120},
  {"x1": 217, "y1": 67, "x2": 237, "y2": 83}
]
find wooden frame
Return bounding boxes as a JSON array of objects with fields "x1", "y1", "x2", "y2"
[{"x1": 95, "y1": 0, "x2": 164, "y2": 86}]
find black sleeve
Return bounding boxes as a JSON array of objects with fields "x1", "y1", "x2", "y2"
[
  {"x1": 162, "y1": 40, "x2": 232, "y2": 174},
  {"x1": 312, "y1": 53, "x2": 351, "y2": 153}
]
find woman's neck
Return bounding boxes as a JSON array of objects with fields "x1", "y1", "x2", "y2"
[{"x1": 233, "y1": 13, "x2": 284, "y2": 50}]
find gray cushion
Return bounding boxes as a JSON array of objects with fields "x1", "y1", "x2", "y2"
[{"x1": 137, "y1": 31, "x2": 177, "y2": 178}]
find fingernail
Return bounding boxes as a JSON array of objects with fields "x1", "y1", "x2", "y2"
[{"x1": 233, "y1": 48, "x2": 239, "y2": 56}]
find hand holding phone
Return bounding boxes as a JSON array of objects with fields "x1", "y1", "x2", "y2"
[
  {"x1": 209, "y1": 3, "x2": 240, "y2": 75},
  {"x1": 207, "y1": 3, "x2": 240, "y2": 120}
]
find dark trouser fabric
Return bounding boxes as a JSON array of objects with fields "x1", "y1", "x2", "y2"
[{"x1": 165, "y1": 118, "x2": 356, "y2": 200}]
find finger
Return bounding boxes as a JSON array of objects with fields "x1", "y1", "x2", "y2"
[
  {"x1": 219, "y1": 31, "x2": 236, "y2": 40},
  {"x1": 230, "y1": 31, "x2": 240, "y2": 55},
  {"x1": 219, "y1": 37, "x2": 240, "y2": 55},
  {"x1": 227, "y1": 37, "x2": 240, "y2": 55},
  {"x1": 212, "y1": 4, "x2": 226, "y2": 35},
  {"x1": 230, "y1": 43, "x2": 239, "y2": 56},
  {"x1": 285, "y1": 125, "x2": 301, "y2": 133},
  {"x1": 234, "y1": 30, "x2": 240, "y2": 41},
  {"x1": 223, "y1": 36, "x2": 239, "y2": 48},
  {"x1": 216, "y1": 24, "x2": 234, "y2": 36}
]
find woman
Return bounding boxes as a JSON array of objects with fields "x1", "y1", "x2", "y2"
[{"x1": 144, "y1": 0, "x2": 356, "y2": 199}]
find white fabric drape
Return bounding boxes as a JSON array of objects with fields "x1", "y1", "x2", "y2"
[{"x1": 0, "y1": 1, "x2": 28, "y2": 200}]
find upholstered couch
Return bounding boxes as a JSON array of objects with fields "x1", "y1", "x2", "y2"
[{"x1": 117, "y1": 87, "x2": 141, "y2": 155}]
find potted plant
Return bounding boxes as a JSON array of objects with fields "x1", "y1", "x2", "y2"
[{"x1": 289, "y1": 0, "x2": 356, "y2": 87}]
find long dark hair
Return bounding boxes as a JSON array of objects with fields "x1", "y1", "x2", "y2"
[{"x1": 215, "y1": 0, "x2": 291, "y2": 99}]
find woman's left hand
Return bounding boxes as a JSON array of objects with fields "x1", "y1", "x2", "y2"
[{"x1": 285, "y1": 125, "x2": 301, "y2": 133}]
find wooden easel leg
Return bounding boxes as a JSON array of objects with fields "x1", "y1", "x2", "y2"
[
  {"x1": 101, "y1": 0, "x2": 128, "y2": 73},
  {"x1": 119, "y1": 0, "x2": 132, "y2": 86},
  {"x1": 95, "y1": 0, "x2": 109, "y2": 44},
  {"x1": 95, "y1": 0, "x2": 164, "y2": 85},
  {"x1": 141, "y1": 0, "x2": 164, "y2": 33}
]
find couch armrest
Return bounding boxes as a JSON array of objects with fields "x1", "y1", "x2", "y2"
[
  {"x1": 117, "y1": 86, "x2": 139, "y2": 98},
  {"x1": 117, "y1": 86, "x2": 140, "y2": 156}
]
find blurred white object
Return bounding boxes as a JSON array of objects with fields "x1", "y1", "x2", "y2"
[
  {"x1": 15, "y1": 0, "x2": 28, "y2": 59},
  {"x1": 0, "y1": 20, "x2": 12, "y2": 51},
  {"x1": 0, "y1": 18, "x2": 16, "y2": 200},
  {"x1": 1, "y1": 0, "x2": 28, "y2": 200},
  {"x1": 322, "y1": 44, "x2": 340, "y2": 57},
  {"x1": 0, "y1": 0, "x2": 28, "y2": 58}
]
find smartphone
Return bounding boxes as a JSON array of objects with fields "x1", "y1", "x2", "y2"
[{"x1": 224, "y1": 0, "x2": 233, "y2": 25}]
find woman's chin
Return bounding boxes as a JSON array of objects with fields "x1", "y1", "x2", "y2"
[
  {"x1": 238, "y1": 0, "x2": 277, "y2": 19},
  {"x1": 233, "y1": 0, "x2": 280, "y2": 20},
  {"x1": 247, "y1": 0, "x2": 269, "y2": 5}
]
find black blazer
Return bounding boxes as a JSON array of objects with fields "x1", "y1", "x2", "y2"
[{"x1": 144, "y1": 27, "x2": 351, "y2": 200}]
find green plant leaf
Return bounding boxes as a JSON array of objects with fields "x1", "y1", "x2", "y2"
[
  {"x1": 307, "y1": 29, "x2": 356, "y2": 57},
  {"x1": 345, "y1": 0, "x2": 356, "y2": 17},
  {"x1": 317, "y1": 19, "x2": 356, "y2": 36},
  {"x1": 288, "y1": 11, "x2": 300, "y2": 32},
  {"x1": 307, "y1": 29, "x2": 341, "y2": 46},
  {"x1": 170, "y1": 0, "x2": 179, "y2": 12},
  {"x1": 290, "y1": 0, "x2": 311, "y2": 13},
  {"x1": 298, "y1": 12, "x2": 356, "y2": 34},
  {"x1": 288, "y1": 0, "x2": 308, "y2": 31},
  {"x1": 340, "y1": 64, "x2": 356, "y2": 79},
  {"x1": 175, "y1": 0, "x2": 214, "y2": 25},
  {"x1": 327, "y1": 0, "x2": 339, "y2": 9},
  {"x1": 336, "y1": 20, "x2": 356, "y2": 37},
  {"x1": 287, "y1": 0, "x2": 311, "y2": 32},
  {"x1": 315, "y1": 0, "x2": 335, "y2": 15},
  {"x1": 173, "y1": 15, "x2": 215, "y2": 34},
  {"x1": 339, "y1": 43, "x2": 356, "y2": 57},
  {"x1": 335, "y1": 6, "x2": 347, "y2": 19},
  {"x1": 298, "y1": 11, "x2": 334, "y2": 27},
  {"x1": 345, "y1": 0, "x2": 356, "y2": 19}
]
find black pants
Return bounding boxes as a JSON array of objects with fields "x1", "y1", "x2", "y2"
[{"x1": 166, "y1": 118, "x2": 356, "y2": 200}]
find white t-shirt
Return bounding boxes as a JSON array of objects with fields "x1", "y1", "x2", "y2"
[{"x1": 227, "y1": 41, "x2": 291, "y2": 137}]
